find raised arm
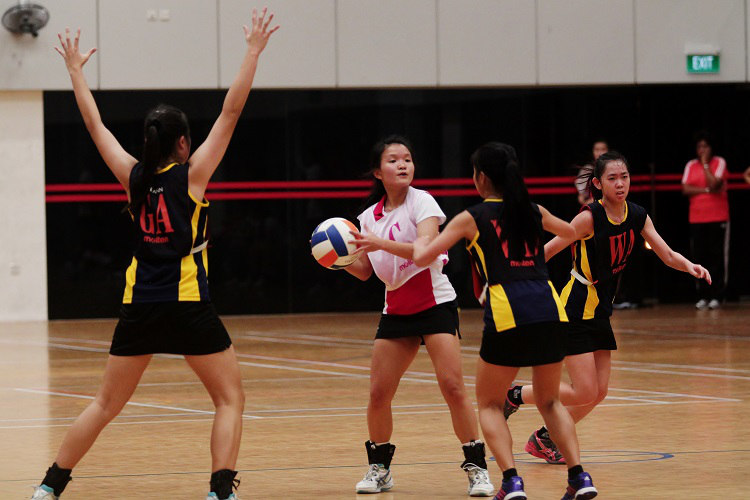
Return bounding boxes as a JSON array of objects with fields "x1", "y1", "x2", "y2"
[
  {"x1": 544, "y1": 209, "x2": 593, "y2": 262},
  {"x1": 412, "y1": 211, "x2": 476, "y2": 268},
  {"x1": 641, "y1": 215, "x2": 711, "y2": 283},
  {"x1": 56, "y1": 28, "x2": 137, "y2": 190},
  {"x1": 188, "y1": 8, "x2": 279, "y2": 199}
]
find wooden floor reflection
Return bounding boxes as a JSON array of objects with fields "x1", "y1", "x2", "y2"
[{"x1": 2, "y1": 304, "x2": 749, "y2": 498}]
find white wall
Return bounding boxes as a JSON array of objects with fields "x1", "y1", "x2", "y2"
[
  {"x1": 0, "y1": 92, "x2": 47, "y2": 321},
  {"x1": 2, "y1": 0, "x2": 749, "y2": 89}
]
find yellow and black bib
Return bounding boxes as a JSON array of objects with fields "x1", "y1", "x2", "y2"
[
  {"x1": 466, "y1": 199, "x2": 567, "y2": 333},
  {"x1": 122, "y1": 162, "x2": 210, "y2": 303},
  {"x1": 561, "y1": 200, "x2": 647, "y2": 320}
]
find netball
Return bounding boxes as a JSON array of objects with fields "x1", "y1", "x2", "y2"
[{"x1": 310, "y1": 217, "x2": 360, "y2": 269}]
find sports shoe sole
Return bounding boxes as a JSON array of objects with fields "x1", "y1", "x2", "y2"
[
  {"x1": 500, "y1": 491, "x2": 527, "y2": 500},
  {"x1": 469, "y1": 485, "x2": 495, "y2": 497},
  {"x1": 572, "y1": 487, "x2": 597, "y2": 499},
  {"x1": 355, "y1": 480, "x2": 393, "y2": 494}
]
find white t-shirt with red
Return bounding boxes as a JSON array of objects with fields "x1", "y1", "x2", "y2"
[
  {"x1": 681, "y1": 156, "x2": 729, "y2": 224},
  {"x1": 357, "y1": 187, "x2": 456, "y2": 315}
]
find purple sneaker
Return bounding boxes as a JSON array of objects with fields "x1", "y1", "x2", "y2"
[
  {"x1": 561, "y1": 471, "x2": 597, "y2": 500},
  {"x1": 494, "y1": 476, "x2": 526, "y2": 499}
]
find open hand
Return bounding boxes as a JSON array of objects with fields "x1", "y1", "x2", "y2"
[
  {"x1": 691, "y1": 263, "x2": 712, "y2": 285},
  {"x1": 54, "y1": 28, "x2": 96, "y2": 73},
  {"x1": 350, "y1": 231, "x2": 381, "y2": 255},
  {"x1": 244, "y1": 7, "x2": 280, "y2": 56}
]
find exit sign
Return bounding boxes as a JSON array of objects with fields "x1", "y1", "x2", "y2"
[{"x1": 687, "y1": 54, "x2": 720, "y2": 74}]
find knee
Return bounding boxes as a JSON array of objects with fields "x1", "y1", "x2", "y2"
[
  {"x1": 440, "y1": 377, "x2": 467, "y2": 406},
  {"x1": 214, "y1": 384, "x2": 245, "y2": 412},
  {"x1": 571, "y1": 383, "x2": 599, "y2": 406},
  {"x1": 94, "y1": 395, "x2": 125, "y2": 422},
  {"x1": 594, "y1": 386, "x2": 608, "y2": 405},
  {"x1": 369, "y1": 384, "x2": 394, "y2": 409},
  {"x1": 534, "y1": 398, "x2": 558, "y2": 414}
]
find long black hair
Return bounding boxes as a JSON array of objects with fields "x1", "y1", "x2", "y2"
[
  {"x1": 471, "y1": 142, "x2": 540, "y2": 258},
  {"x1": 578, "y1": 150, "x2": 630, "y2": 200},
  {"x1": 361, "y1": 135, "x2": 414, "y2": 210},
  {"x1": 126, "y1": 104, "x2": 190, "y2": 213}
]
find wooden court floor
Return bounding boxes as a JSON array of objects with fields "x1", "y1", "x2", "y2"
[{"x1": 1, "y1": 304, "x2": 749, "y2": 499}]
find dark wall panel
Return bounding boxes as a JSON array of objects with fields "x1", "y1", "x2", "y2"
[{"x1": 44, "y1": 86, "x2": 750, "y2": 319}]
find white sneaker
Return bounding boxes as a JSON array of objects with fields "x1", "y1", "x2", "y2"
[
  {"x1": 462, "y1": 464, "x2": 494, "y2": 496},
  {"x1": 31, "y1": 486, "x2": 57, "y2": 500},
  {"x1": 355, "y1": 464, "x2": 393, "y2": 493},
  {"x1": 708, "y1": 299, "x2": 721, "y2": 309},
  {"x1": 695, "y1": 299, "x2": 708, "y2": 310},
  {"x1": 206, "y1": 493, "x2": 238, "y2": 500}
]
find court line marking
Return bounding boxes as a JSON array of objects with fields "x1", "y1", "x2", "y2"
[
  {"x1": 36, "y1": 334, "x2": 750, "y2": 378},
  {"x1": 12, "y1": 388, "x2": 262, "y2": 418},
  {"x1": 11, "y1": 340, "x2": 742, "y2": 401},
  {"x1": 616, "y1": 327, "x2": 750, "y2": 341},
  {"x1": 613, "y1": 359, "x2": 750, "y2": 374},
  {"x1": 5, "y1": 449, "x2": 750, "y2": 482},
  {"x1": 0, "y1": 397, "x2": 733, "y2": 429}
]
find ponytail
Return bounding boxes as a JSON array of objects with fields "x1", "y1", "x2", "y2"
[
  {"x1": 125, "y1": 104, "x2": 190, "y2": 214},
  {"x1": 471, "y1": 142, "x2": 540, "y2": 258}
]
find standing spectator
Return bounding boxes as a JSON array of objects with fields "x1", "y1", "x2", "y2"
[
  {"x1": 681, "y1": 131, "x2": 730, "y2": 309},
  {"x1": 575, "y1": 140, "x2": 608, "y2": 206}
]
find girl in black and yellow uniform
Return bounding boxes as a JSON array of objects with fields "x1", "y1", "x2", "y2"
[
  {"x1": 413, "y1": 143, "x2": 598, "y2": 500},
  {"x1": 503, "y1": 151, "x2": 711, "y2": 468},
  {"x1": 33, "y1": 10, "x2": 278, "y2": 500}
]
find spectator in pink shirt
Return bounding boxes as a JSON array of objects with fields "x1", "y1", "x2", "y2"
[{"x1": 681, "y1": 131, "x2": 730, "y2": 309}]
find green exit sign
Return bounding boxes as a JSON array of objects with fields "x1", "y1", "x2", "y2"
[{"x1": 687, "y1": 54, "x2": 720, "y2": 74}]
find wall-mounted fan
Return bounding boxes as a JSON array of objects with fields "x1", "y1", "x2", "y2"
[{"x1": 2, "y1": 1, "x2": 49, "y2": 37}]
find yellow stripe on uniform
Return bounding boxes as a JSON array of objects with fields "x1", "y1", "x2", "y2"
[
  {"x1": 178, "y1": 199, "x2": 203, "y2": 301},
  {"x1": 466, "y1": 231, "x2": 489, "y2": 279},
  {"x1": 582, "y1": 284, "x2": 599, "y2": 320},
  {"x1": 560, "y1": 275, "x2": 575, "y2": 306},
  {"x1": 488, "y1": 284, "x2": 516, "y2": 332},
  {"x1": 122, "y1": 257, "x2": 138, "y2": 304},
  {"x1": 201, "y1": 217, "x2": 209, "y2": 275},
  {"x1": 579, "y1": 237, "x2": 594, "y2": 283},
  {"x1": 548, "y1": 281, "x2": 568, "y2": 322}
]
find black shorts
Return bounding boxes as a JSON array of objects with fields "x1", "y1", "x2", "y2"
[
  {"x1": 566, "y1": 317, "x2": 617, "y2": 356},
  {"x1": 480, "y1": 321, "x2": 568, "y2": 367},
  {"x1": 376, "y1": 301, "x2": 460, "y2": 342},
  {"x1": 111, "y1": 301, "x2": 232, "y2": 356}
]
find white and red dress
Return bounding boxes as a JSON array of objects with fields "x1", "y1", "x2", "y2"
[{"x1": 358, "y1": 187, "x2": 458, "y2": 338}]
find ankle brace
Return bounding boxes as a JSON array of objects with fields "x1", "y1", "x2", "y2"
[
  {"x1": 461, "y1": 440, "x2": 488, "y2": 469},
  {"x1": 210, "y1": 469, "x2": 239, "y2": 500},
  {"x1": 365, "y1": 440, "x2": 396, "y2": 469},
  {"x1": 41, "y1": 463, "x2": 72, "y2": 497}
]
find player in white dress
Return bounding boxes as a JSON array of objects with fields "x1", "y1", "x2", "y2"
[{"x1": 343, "y1": 136, "x2": 493, "y2": 496}]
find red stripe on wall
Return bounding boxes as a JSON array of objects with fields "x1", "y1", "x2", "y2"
[{"x1": 44, "y1": 174, "x2": 750, "y2": 203}]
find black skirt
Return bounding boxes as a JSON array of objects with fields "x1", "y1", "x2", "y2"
[
  {"x1": 376, "y1": 300, "x2": 460, "y2": 342},
  {"x1": 110, "y1": 301, "x2": 232, "y2": 356},
  {"x1": 566, "y1": 317, "x2": 617, "y2": 356},
  {"x1": 480, "y1": 321, "x2": 568, "y2": 367}
]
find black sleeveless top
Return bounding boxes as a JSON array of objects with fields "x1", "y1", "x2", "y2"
[
  {"x1": 122, "y1": 162, "x2": 210, "y2": 303},
  {"x1": 466, "y1": 199, "x2": 567, "y2": 333},
  {"x1": 561, "y1": 200, "x2": 647, "y2": 320}
]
